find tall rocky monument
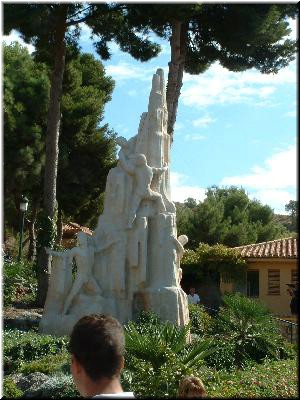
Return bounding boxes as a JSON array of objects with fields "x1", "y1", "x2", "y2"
[{"x1": 40, "y1": 69, "x2": 189, "y2": 335}]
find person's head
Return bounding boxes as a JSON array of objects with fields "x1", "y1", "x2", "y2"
[
  {"x1": 178, "y1": 376, "x2": 207, "y2": 398},
  {"x1": 189, "y1": 287, "x2": 196, "y2": 295},
  {"x1": 69, "y1": 314, "x2": 125, "y2": 396},
  {"x1": 134, "y1": 153, "x2": 147, "y2": 166},
  {"x1": 178, "y1": 235, "x2": 188, "y2": 247}
]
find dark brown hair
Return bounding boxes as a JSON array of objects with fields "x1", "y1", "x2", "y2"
[{"x1": 69, "y1": 314, "x2": 125, "y2": 381}]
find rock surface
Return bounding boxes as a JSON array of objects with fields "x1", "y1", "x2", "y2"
[{"x1": 4, "y1": 307, "x2": 43, "y2": 330}]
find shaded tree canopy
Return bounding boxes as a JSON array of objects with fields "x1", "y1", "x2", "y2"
[
  {"x1": 58, "y1": 52, "x2": 117, "y2": 228},
  {"x1": 123, "y1": 3, "x2": 298, "y2": 137},
  {"x1": 3, "y1": 42, "x2": 50, "y2": 231},
  {"x1": 176, "y1": 186, "x2": 290, "y2": 249},
  {"x1": 4, "y1": 42, "x2": 117, "y2": 231},
  {"x1": 284, "y1": 200, "x2": 298, "y2": 232},
  {"x1": 3, "y1": 2, "x2": 162, "y2": 305},
  {"x1": 182, "y1": 242, "x2": 247, "y2": 284}
]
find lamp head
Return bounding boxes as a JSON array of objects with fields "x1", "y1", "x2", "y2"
[{"x1": 20, "y1": 196, "x2": 29, "y2": 212}]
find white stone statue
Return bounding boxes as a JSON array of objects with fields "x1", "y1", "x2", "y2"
[
  {"x1": 118, "y1": 150, "x2": 167, "y2": 228},
  {"x1": 174, "y1": 235, "x2": 189, "y2": 285},
  {"x1": 62, "y1": 232, "x2": 101, "y2": 314},
  {"x1": 40, "y1": 69, "x2": 190, "y2": 335}
]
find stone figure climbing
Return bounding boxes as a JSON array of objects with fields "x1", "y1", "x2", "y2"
[
  {"x1": 172, "y1": 234, "x2": 188, "y2": 285},
  {"x1": 118, "y1": 147, "x2": 168, "y2": 228},
  {"x1": 62, "y1": 232, "x2": 101, "y2": 314}
]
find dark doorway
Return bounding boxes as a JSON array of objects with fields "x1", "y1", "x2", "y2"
[{"x1": 247, "y1": 270, "x2": 259, "y2": 297}]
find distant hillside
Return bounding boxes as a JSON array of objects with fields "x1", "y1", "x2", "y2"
[{"x1": 274, "y1": 214, "x2": 295, "y2": 233}]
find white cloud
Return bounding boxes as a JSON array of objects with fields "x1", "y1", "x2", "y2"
[
  {"x1": 2, "y1": 30, "x2": 35, "y2": 53},
  {"x1": 128, "y1": 89, "x2": 137, "y2": 96},
  {"x1": 184, "y1": 134, "x2": 207, "y2": 141},
  {"x1": 220, "y1": 143, "x2": 297, "y2": 214},
  {"x1": 170, "y1": 172, "x2": 206, "y2": 203},
  {"x1": 105, "y1": 62, "x2": 154, "y2": 81},
  {"x1": 181, "y1": 60, "x2": 296, "y2": 109},
  {"x1": 288, "y1": 17, "x2": 298, "y2": 40},
  {"x1": 285, "y1": 110, "x2": 297, "y2": 118},
  {"x1": 79, "y1": 23, "x2": 93, "y2": 42},
  {"x1": 192, "y1": 115, "x2": 216, "y2": 128},
  {"x1": 221, "y1": 143, "x2": 296, "y2": 190},
  {"x1": 248, "y1": 190, "x2": 295, "y2": 214}
]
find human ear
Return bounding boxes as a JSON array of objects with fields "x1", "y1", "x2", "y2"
[{"x1": 71, "y1": 355, "x2": 82, "y2": 375}]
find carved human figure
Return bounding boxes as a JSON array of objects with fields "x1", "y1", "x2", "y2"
[
  {"x1": 116, "y1": 136, "x2": 131, "y2": 160},
  {"x1": 62, "y1": 232, "x2": 101, "y2": 314},
  {"x1": 45, "y1": 248, "x2": 73, "y2": 314},
  {"x1": 172, "y1": 234, "x2": 188, "y2": 285},
  {"x1": 118, "y1": 149, "x2": 167, "y2": 227}
]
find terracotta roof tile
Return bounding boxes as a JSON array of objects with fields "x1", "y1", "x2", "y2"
[
  {"x1": 233, "y1": 237, "x2": 297, "y2": 258},
  {"x1": 62, "y1": 222, "x2": 93, "y2": 238}
]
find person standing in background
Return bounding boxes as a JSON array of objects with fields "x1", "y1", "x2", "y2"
[{"x1": 187, "y1": 287, "x2": 200, "y2": 305}]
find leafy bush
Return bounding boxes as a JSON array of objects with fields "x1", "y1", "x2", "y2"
[
  {"x1": 19, "y1": 353, "x2": 70, "y2": 375},
  {"x1": 188, "y1": 304, "x2": 213, "y2": 336},
  {"x1": 125, "y1": 319, "x2": 213, "y2": 370},
  {"x1": 3, "y1": 329, "x2": 69, "y2": 373},
  {"x1": 203, "y1": 358, "x2": 298, "y2": 398},
  {"x1": 211, "y1": 293, "x2": 291, "y2": 368},
  {"x1": 30, "y1": 373, "x2": 79, "y2": 398},
  {"x1": 3, "y1": 260, "x2": 37, "y2": 306},
  {"x1": 122, "y1": 354, "x2": 202, "y2": 398},
  {"x1": 2, "y1": 377, "x2": 24, "y2": 398},
  {"x1": 135, "y1": 310, "x2": 162, "y2": 326},
  {"x1": 204, "y1": 337, "x2": 237, "y2": 371}
]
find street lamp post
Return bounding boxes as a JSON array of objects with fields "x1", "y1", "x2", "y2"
[{"x1": 17, "y1": 196, "x2": 29, "y2": 261}]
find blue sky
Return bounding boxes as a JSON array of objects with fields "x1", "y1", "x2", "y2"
[{"x1": 3, "y1": 13, "x2": 297, "y2": 215}]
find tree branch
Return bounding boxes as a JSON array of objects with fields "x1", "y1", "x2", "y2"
[
  {"x1": 66, "y1": 15, "x2": 90, "y2": 27},
  {"x1": 66, "y1": 4, "x2": 93, "y2": 22}
]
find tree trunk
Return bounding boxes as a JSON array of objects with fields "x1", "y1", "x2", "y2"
[
  {"x1": 56, "y1": 207, "x2": 63, "y2": 246},
  {"x1": 37, "y1": 6, "x2": 68, "y2": 307},
  {"x1": 28, "y1": 205, "x2": 38, "y2": 262},
  {"x1": 166, "y1": 20, "x2": 188, "y2": 142}
]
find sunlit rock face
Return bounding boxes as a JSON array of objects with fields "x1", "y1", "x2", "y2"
[{"x1": 40, "y1": 69, "x2": 189, "y2": 335}]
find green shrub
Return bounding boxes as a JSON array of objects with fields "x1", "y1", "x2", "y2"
[
  {"x1": 3, "y1": 329, "x2": 69, "y2": 373},
  {"x1": 204, "y1": 358, "x2": 298, "y2": 398},
  {"x1": 211, "y1": 293, "x2": 290, "y2": 368},
  {"x1": 19, "y1": 353, "x2": 70, "y2": 375},
  {"x1": 204, "y1": 337, "x2": 237, "y2": 371},
  {"x1": 188, "y1": 304, "x2": 213, "y2": 336},
  {"x1": 31, "y1": 373, "x2": 79, "y2": 398},
  {"x1": 125, "y1": 319, "x2": 213, "y2": 371},
  {"x1": 2, "y1": 377, "x2": 24, "y2": 398},
  {"x1": 3, "y1": 260, "x2": 37, "y2": 306},
  {"x1": 122, "y1": 354, "x2": 201, "y2": 398},
  {"x1": 135, "y1": 310, "x2": 162, "y2": 326}
]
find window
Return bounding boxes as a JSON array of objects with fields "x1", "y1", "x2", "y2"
[
  {"x1": 247, "y1": 270, "x2": 259, "y2": 297},
  {"x1": 268, "y1": 269, "x2": 280, "y2": 295},
  {"x1": 291, "y1": 269, "x2": 298, "y2": 285}
]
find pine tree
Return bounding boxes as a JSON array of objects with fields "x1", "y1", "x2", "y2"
[
  {"x1": 4, "y1": 3, "x2": 160, "y2": 305},
  {"x1": 3, "y1": 42, "x2": 50, "y2": 261},
  {"x1": 124, "y1": 3, "x2": 298, "y2": 139}
]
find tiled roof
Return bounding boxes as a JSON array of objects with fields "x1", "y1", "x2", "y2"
[
  {"x1": 233, "y1": 237, "x2": 297, "y2": 259},
  {"x1": 62, "y1": 222, "x2": 93, "y2": 237}
]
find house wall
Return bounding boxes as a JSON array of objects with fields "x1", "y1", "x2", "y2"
[
  {"x1": 247, "y1": 258, "x2": 297, "y2": 317},
  {"x1": 220, "y1": 258, "x2": 297, "y2": 317}
]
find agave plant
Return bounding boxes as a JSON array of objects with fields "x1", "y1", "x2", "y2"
[
  {"x1": 215, "y1": 293, "x2": 285, "y2": 366},
  {"x1": 124, "y1": 320, "x2": 213, "y2": 370}
]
